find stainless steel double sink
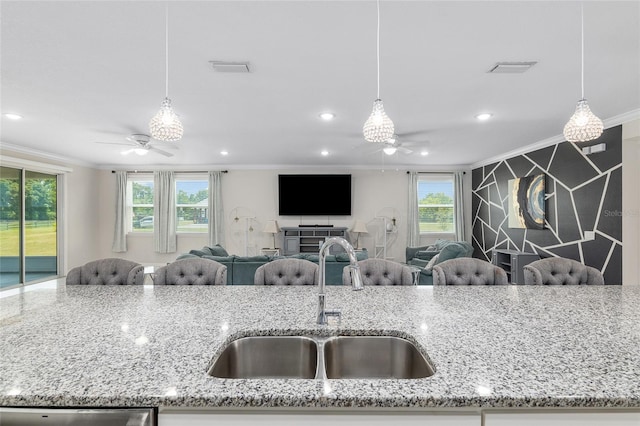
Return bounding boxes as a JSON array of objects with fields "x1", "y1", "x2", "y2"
[{"x1": 208, "y1": 335, "x2": 435, "y2": 380}]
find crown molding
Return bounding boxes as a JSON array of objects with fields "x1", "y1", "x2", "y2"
[
  {"x1": 0, "y1": 141, "x2": 97, "y2": 169},
  {"x1": 470, "y1": 108, "x2": 640, "y2": 170}
]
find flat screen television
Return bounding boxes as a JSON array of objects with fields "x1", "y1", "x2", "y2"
[{"x1": 278, "y1": 174, "x2": 351, "y2": 216}]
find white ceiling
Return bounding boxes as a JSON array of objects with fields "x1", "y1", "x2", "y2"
[{"x1": 1, "y1": 1, "x2": 639, "y2": 169}]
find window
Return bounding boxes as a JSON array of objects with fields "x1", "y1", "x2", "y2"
[
  {"x1": 417, "y1": 173, "x2": 455, "y2": 233},
  {"x1": 127, "y1": 175, "x2": 154, "y2": 233},
  {"x1": 176, "y1": 177, "x2": 208, "y2": 234},
  {"x1": 126, "y1": 173, "x2": 209, "y2": 234}
]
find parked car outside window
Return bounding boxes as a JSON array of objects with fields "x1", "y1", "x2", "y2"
[{"x1": 139, "y1": 216, "x2": 154, "y2": 228}]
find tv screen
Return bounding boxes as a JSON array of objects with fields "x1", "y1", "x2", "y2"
[{"x1": 278, "y1": 174, "x2": 352, "y2": 216}]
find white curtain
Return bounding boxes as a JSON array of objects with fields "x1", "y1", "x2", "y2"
[
  {"x1": 111, "y1": 170, "x2": 127, "y2": 252},
  {"x1": 208, "y1": 171, "x2": 225, "y2": 246},
  {"x1": 154, "y1": 171, "x2": 177, "y2": 253},
  {"x1": 454, "y1": 171, "x2": 466, "y2": 241},
  {"x1": 407, "y1": 171, "x2": 420, "y2": 247}
]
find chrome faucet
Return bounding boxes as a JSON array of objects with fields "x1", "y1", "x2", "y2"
[{"x1": 317, "y1": 237, "x2": 364, "y2": 325}]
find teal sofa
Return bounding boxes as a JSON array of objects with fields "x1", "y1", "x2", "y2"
[
  {"x1": 406, "y1": 239, "x2": 474, "y2": 285},
  {"x1": 177, "y1": 246, "x2": 368, "y2": 285}
]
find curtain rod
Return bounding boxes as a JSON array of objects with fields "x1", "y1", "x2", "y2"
[{"x1": 112, "y1": 170, "x2": 228, "y2": 174}]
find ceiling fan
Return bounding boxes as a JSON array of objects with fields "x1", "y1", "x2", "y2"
[
  {"x1": 95, "y1": 133, "x2": 177, "y2": 157},
  {"x1": 362, "y1": 134, "x2": 431, "y2": 156}
]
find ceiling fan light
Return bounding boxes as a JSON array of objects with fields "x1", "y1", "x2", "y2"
[
  {"x1": 134, "y1": 148, "x2": 149, "y2": 156},
  {"x1": 383, "y1": 146, "x2": 397, "y2": 155},
  {"x1": 363, "y1": 99, "x2": 395, "y2": 143},
  {"x1": 149, "y1": 97, "x2": 183, "y2": 142},
  {"x1": 563, "y1": 99, "x2": 603, "y2": 142}
]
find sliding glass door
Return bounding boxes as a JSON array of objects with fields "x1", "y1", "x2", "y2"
[{"x1": 0, "y1": 166, "x2": 58, "y2": 288}]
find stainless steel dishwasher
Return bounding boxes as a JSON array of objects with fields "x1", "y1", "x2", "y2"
[{"x1": 0, "y1": 407, "x2": 156, "y2": 425}]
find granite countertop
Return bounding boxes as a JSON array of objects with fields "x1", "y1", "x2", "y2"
[{"x1": 1, "y1": 283, "x2": 639, "y2": 409}]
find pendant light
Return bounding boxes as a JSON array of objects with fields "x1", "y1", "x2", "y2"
[
  {"x1": 363, "y1": 0, "x2": 394, "y2": 143},
  {"x1": 563, "y1": 2, "x2": 603, "y2": 143},
  {"x1": 149, "y1": 3, "x2": 183, "y2": 142}
]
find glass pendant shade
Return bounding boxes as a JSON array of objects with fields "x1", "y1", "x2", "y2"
[
  {"x1": 149, "y1": 97, "x2": 183, "y2": 142},
  {"x1": 563, "y1": 99, "x2": 603, "y2": 142},
  {"x1": 363, "y1": 99, "x2": 395, "y2": 143}
]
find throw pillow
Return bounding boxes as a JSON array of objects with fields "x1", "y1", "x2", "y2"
[
  {"x1": 189, "y1": 249, "x2": 208, "y2": 257},
  {"x1": 425, "y1": 254, "x2": 440, "y2": 272},
  {"x1": 205, "y1": 244, "x2": 229, "y2": 257},
  {"x1": 438, "y1": 243, "x2": 467, "y2": 263}
]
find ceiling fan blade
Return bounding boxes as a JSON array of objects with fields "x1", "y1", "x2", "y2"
[
  {"x1": 95, "y1": 141, "x2": 134, "y2": 147},
  {"x1": 398, "y1": 146, "x2": 413, "y2": 154},
  {"x1": 149, "y1": 146, "x2": 174, "y2": 157},
  {"x1": 151, "y1": 142, "x2": 179, "y2": 150},
  {"x1": 120, "y1": 148, "x2": 135, "y2": 155}
]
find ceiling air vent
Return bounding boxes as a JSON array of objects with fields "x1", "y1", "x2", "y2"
[
  {"x1": 209, "y1": 61, "x2": 251, "y2": 73},
  {"x1": 488, "y1": 61, "x2": 537, "y2": 73}
]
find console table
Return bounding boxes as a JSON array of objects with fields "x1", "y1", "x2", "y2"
[
  {"x1": 281, "y1": 226, "x2": 348, "y2": 255},
  {"x1": 492, "y1": 249, "x2": 540, "y2": 284}
]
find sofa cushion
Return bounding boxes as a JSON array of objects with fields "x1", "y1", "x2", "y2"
[
  {"x1": 414, "y1": 250, "x2": 439, "y2": 261},
  {"x1": 234, "y1": 255, "x2": 269, "y2": 262},
  {"x1": 335, "y1": 251, "x2": 368, "y2": 262},
  {"x1": 176, "y1": 253, "x2": 199, "y2": 260},
  {"x1": 203, "y1": 255, "x2": 236, "y2": 263}
]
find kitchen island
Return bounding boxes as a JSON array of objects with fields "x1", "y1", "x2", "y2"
[{"x1": 1, "y1": 282, "x2": 639, "y2": 424}]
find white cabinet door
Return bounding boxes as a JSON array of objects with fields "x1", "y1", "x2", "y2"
[
  {"x1": 485, "y1": 411, "x2": 640, "y2": 426},
  {"x1": 159, "y1": 411, "x2": 481, "y2": 426}
]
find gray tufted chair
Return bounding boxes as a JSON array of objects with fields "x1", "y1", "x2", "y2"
[
  {"x1": 523, "y1": 257, "x2": 604, "y2": 285},
  {"x1": 432, "y1": 258, "x2": 508, "y2": 285},
  {"x1": 66, "y1": 258, "x2": 145, "y2": 285},
  {"x1": 154, "y1": 258, "x2": 227, "y2": 285},
  {"x1": 254, "y1": 258, "x2": 318, "y2": 285},
  {"x1": 342, "y1": 258, "x2": 413, "y2": 286}
]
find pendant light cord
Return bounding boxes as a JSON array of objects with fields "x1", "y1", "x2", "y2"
[
  {"x1": 580, "y1": 2, "x2": 584, "y2": 99},
  {"x1": 376, "y1": 0, "x2": 381, "y2": 99},
  {"x1": 165, "y1": 2, "x2": 169, "y2": 98}
]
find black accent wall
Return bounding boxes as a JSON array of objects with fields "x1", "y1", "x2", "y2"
[{"x1": 471, "y1": 126, "x2": 622, "y2": 284}]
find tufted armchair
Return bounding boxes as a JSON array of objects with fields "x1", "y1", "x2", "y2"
[
  {"x1": 342, "y1": 258, "x2": 413, "y2": 286},
  {"x1": 66, "y1": 258, "x2": 145, "y2": 285},
  {"x1": 523, "y1": 257, "x2": 604, "y2": 285},
  {"x1": 154, "y1": 258, "x2": 227, "y2": 285},
  {"x1": 432, "y1": 258, "x2": 508, "y2": 285},
  {"x1": 254, "y1": 258, "x2": 318, "y2": 285}
]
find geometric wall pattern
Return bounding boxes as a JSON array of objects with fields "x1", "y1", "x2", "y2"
[{"x1": 471, "y1": 125, "x2": 622, "y2": 284}]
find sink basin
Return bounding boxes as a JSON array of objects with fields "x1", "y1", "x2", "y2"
[
  {"x1": 323, "y1": 336, "x2": 435, "y2": 379},
  {"x1": 208, "y1": 336, "x2": 318, "y2": 379},
  {"x1": 209, "y1": 334, "x2": 434, "y2": 379}
]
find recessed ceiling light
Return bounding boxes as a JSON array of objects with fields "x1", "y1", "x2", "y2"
[
  {"x1": 321, "y1": 150, "x2": 329, "y2": 156},
  {"x1": 3, "y1": 113, "x2": 22, "y2": 120},
  {"x1": 420, "y1": 150, "x2": 429, "y2": 156},
  {"x1": 220, "y1": 150, "x2": 229, "y2": 156},
  {"x1": 319, "y1": 112, "x2": 335, "y2": 121},
  {"x1": 475, "y1": 113, "x2": 493, "y2": 121}
]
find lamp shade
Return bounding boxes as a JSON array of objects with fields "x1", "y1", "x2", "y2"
[
  {"x1": 351, "y1": 220, "x2": 368, "y2": 234},
  {"x1": 563, "y1": 99, "x2": 604, "y2": 142},
  {"x1": 263, "y1": 220, "x2": 281, "y2": 234}
]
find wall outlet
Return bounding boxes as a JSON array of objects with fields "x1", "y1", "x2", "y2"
[{"x1": 584, "y1": 231, "x2": 596, "y2": 241}]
